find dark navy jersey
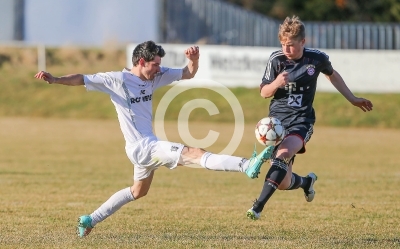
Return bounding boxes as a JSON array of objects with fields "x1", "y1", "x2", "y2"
[{"x1": 260, "y1": 48, "x2": 334, "y2": 128}]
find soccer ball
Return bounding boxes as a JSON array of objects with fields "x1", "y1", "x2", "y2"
[{"x1": 254, "y1": 117, "x2": 285, "y2": 146}]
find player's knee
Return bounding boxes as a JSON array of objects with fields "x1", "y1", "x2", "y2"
[
  {"x1": 186, "y1": 147, "x2": 205, "y2": 157},
  {"x1": 275, "y1": 151, "x2": 292, "y2": 161},
  {"x1": 180, "y1": 146, "x2": 206, "y2": 165},
  {"x1": 131, "y1": 186, "x2": 149, "y2": 199},
  {"x1": 132, "y1": 189, "x2": 148, "y2": 199},
  {"x1": 274, "y1": 142, "x2": 298, "y2": 160}
]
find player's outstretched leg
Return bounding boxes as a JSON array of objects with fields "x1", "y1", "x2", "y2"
[
  {"x1": 245, "y1": 145, "x2": 275, "y2": 179},
  {"x1": 77, "y1": 215, "x2": 94, "y2": 238},
  {"x1": 76, "y1": 187, "x2": 135, "y2": 237},
  {"x1": 304, "y1": 172, "x2": 318, "y2": 202}
]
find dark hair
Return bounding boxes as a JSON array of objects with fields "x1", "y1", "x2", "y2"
[{"x1": 131, "y1": 41, "x2": 166, "y2": 66}]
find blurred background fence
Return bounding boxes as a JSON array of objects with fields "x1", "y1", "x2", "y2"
[
  {"x1": 1, "y1": 0, "x2": 399, "y2": 50},
  {"x1": 163, "y1": 0, "x2": 400, "y2": 50}
]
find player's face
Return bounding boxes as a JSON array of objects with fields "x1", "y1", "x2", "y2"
[
  {"x1": 281, "y1": 38, "x2": 305, "y2": 60},
  {"x1": 141, "y1": 56, "x2": 161, "y2": 80}
]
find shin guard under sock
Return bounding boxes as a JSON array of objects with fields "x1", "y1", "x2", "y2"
[{"x1": 252, "y1": 158, "x2": 288, "y2": 213}]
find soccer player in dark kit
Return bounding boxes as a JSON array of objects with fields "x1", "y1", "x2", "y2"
[{"x1": 246, "y1": 16, "x2": 373, "y2": 220}]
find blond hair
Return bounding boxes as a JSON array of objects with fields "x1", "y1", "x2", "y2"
[{"x1": 278, "y1": 16, "x2": 305, "y2": 41}]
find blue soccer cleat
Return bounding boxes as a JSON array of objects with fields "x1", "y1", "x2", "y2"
[
  {"x1": 77, "y1": 215, "x2": 94, "y2": 238},
  {"x1": 245, "y1": 145, "x2": 275, "y2": 179}
]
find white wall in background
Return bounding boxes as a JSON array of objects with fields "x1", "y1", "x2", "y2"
[
  {"x1": 0, "y1": 1, "x2": 16, "y2": 41},
  {"x1": 127, "y1": 43, "x2": 400, "y2": 93},
  {"x1": 25, "y1": 0, "x2": 161, "y2": 46}
]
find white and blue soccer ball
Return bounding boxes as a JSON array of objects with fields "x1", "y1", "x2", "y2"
[{"x1": 255, "y1": 117, "x2": 286, "y2": 146}]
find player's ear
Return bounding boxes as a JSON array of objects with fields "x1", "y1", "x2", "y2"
[{"x1": 139, "y1": 58, "x2": 146, "y2": 66}]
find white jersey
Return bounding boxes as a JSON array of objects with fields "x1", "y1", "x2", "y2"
[{"x1": 84, "y1": 67, "x2": 182, "y2": 146}]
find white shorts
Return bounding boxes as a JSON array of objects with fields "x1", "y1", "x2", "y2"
[{"x1": 125, "y1": 137, "x2": 184, "y2": 181}]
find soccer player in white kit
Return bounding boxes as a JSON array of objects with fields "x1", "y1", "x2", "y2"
[{"x1": 34, "y1": 41, "x2": 272, "y2": 237}]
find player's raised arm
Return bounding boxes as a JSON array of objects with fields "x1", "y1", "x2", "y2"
[
  {"x1": 34, "y1": 71, "x2": 84, "y2": 86},
  {"x1": 181, "y1": 46, "x2": 199, "y2": 80}
]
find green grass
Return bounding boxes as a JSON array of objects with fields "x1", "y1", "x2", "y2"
[
  {"x1": 1, "y1": 77, "x2": 398, "y2": 127},
  {"x1": 1, "y1": 46, "x2": 399, "y2": 247},
  {"x1": 0, "y1": 118, "x2": 399, "y2": 248},
  {"x1": 0, "y1": 46, "x2": 399, "y2": 128}
]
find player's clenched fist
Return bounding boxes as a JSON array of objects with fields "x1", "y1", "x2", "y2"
[
  {"x1": 276, "y1": 71, "x2": 289, "y2": 88},
  {"x1": 185, "y1": 46, "x2": 200, "y2": 61}
]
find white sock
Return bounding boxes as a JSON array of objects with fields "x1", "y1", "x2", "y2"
[
  {"x1": 90, "y1": 187, "x2": 134, "y2": 227},
  {"x1": 200, "y1": 152, "x2": 249, "y2": 172}
]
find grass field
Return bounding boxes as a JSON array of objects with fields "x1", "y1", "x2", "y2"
[
  {"x1": 1, "y1": 45, "x2": 400, "y2": 128},
  {"x1": 0, "y1": 118, "x2": 399, "y2": 248}
]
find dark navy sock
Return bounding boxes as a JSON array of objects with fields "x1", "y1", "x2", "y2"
[
  {"x1": 286, "y1": 172, "x2": 309, "y2": 190},
  {"x1": 252, "y1": 158, "x2": 288, "y2": 213}
]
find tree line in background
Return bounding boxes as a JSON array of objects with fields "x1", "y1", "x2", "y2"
[{"x1": 223, "y1": 0, "x2": 400, "y2": 22}]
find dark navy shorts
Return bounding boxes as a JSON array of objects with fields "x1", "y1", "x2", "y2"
[{"x1": 285, "y1": 122, "x2": 314, "y2": 154}]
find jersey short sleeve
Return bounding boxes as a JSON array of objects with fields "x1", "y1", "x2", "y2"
[
  {"x1": 318, "y1": 53, "x2": 334, "y2": 76},
  {"x1": 152, "y1": 67, "x2": 183, "y2": 90},
  {"x1": 84, "y1": 72, "x2": 123, "y2": 95},
  {"x1": 260, "y1": 51, "x2": 285, "y2": 90}
]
